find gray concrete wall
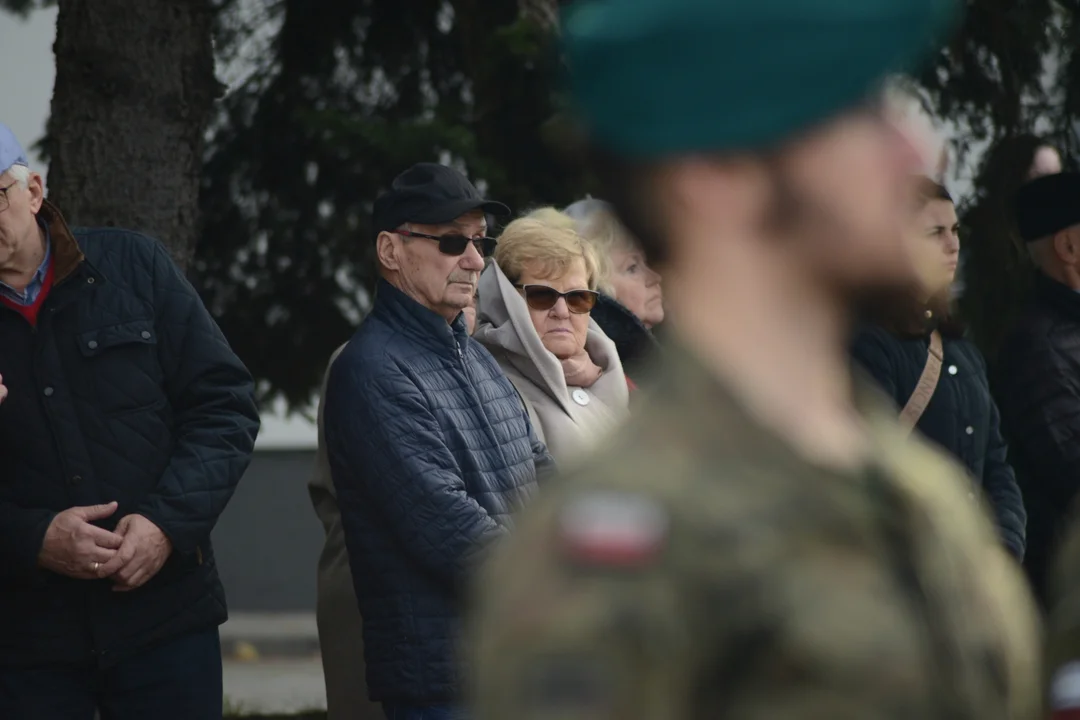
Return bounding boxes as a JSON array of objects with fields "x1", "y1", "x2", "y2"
[{"x1": 212, "y1": 450, "x2": 323, "y2": 611}]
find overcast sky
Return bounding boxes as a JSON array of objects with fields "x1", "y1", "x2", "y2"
[{"x1": 0, "y1": 8, "x2": 56, "y2": 173}]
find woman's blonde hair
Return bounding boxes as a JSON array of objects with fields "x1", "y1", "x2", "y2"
[{"x1": 495, "y1": 207, "x2": 603, "y2": 291}]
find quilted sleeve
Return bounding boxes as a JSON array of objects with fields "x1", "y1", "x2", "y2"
[
  {"x1": 851, "y1": 327, "x2": 901, "y2": 402},
  {"x1": 982, "y1": 395, "x2": 1027, "y2": 560},
  {"x1": 0, "y1": 502, "x2": 56, "y2": 576},
  {"x1": 324, "y1": 353, "x2": 507, "y2": 590},
  {"x1": 135, "y1": 240, "x2": 260, "y2": 555}
]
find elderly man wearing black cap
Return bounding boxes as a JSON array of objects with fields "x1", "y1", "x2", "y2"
[
  {"x1": 471, "y1": 0, "x2": 1041, "y2": 718},
  {"x1": 323, "y1": 162, "x2": 552, "y2": 719},
  {"x1": 996, "y1": 172, "x2": 1080, "y2": 609}
]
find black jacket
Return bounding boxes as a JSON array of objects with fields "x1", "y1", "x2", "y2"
[
  {"x1": 852, "y1": 324, "x2": 1026, "y2": 559},
  {"x1": 325, "y1": 280, "x2": 551, "y2": 703},
  {"x1": 0, "y1": 202, "x2": 259, "y2": 667},
  {"x1": 590, "y1": 293, "x2": 659, "y2": 379},
  {"x1": 997, "y1": 274, "x2": 1080, "y2": 602}
]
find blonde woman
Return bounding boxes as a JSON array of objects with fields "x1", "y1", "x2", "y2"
[
  {"x1": 565, "y1": 199, "x2": 662, "y2": 389},
  {"x1": 474, "y1": 208, "x2": 629, "y2": 463}
]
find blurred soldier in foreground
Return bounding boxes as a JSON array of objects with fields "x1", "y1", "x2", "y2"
[{"x1": 470, "y1": 0, "x2": 1041, "y2": 718}]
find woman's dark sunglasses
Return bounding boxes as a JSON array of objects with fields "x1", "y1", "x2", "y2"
[
  {"x1": 395, "y1": 228, "x2": 497, "y2": 257},
  {"x1": 515, "y1": 284, "x2": 599, "y2": 314}
]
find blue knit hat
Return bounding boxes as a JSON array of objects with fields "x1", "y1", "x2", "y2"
[{"x1": 0, "y1": 123, "x2": 29, "y2": 174}]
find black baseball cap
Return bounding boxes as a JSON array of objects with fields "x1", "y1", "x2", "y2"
[
  {"x1": 372, "y1": 163, "x2": 510, "y2": 239},
  {"x1": 1015, "y1": 172, "x2": 1080, "y2": 242}
]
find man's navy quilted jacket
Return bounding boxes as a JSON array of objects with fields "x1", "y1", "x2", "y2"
[
  {"x1": 325, "y1": 279, "x2": 552, "y2": 703},
  {"x1": 0, "y1": 202, "x2": 260, "y2": 667}
]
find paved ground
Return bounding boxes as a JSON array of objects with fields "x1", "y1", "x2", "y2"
[
  {"x1": 221, "y1": 612, "x2": 327, "y2": 715},
  {"x1": 224, "y1": 657, "x2": 327, "y2": 715}
]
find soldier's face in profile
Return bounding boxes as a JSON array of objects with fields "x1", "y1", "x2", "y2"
[{"x1": 769, "y1": 109, "x2": 924, "y2": 294}]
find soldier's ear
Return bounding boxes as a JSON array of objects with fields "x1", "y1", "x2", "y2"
[{"x1": 377, "y1": 231, "x2": 402, "y2": 272}]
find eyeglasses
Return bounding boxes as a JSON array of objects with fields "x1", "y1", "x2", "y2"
[
  {"x1": 395, "y1": 228, "x2": 497, "y2": 257},
  {"x1": 515, "y1": 284, "x2": 599, "y2": 314},
  {"x1": 0, "y1": 182, "x2": 15, "y2": 214}
]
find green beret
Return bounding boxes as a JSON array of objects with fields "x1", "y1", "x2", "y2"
[{"x1": 562, "y1": 0, "x2": 959, "y2": 159}]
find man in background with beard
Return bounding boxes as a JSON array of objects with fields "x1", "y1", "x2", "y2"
[{"x1": 470, "y1": 0, "x2": 1041, "y2": 718}]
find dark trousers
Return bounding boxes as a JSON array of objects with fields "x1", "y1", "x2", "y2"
[{"x1": 0, "y1": 627, "x2": 223, "y2": 720}]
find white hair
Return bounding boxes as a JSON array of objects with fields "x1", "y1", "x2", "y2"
[{"x1": 4, "y1": 164, "x2": 30, "y2": 187}]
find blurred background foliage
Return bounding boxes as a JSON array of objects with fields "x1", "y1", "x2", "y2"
[{"x1": 3, "y1": 0, "x2": 1078, "y2": 404}]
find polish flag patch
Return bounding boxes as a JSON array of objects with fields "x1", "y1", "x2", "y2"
[
  {"x1": 557, "y1": 492, "x2": 669, "y2": 567},
  {"x1": 1051, "y1": 661, "x2": 1080, "y2": 719}
]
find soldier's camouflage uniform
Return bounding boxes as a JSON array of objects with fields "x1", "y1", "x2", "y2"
[
  {"x1": 471, "y1": 346, "x2": 1041, "y2": 720},
  {"x1": 1046, "y1": 511, "x2": 1080, "y2": 713}
]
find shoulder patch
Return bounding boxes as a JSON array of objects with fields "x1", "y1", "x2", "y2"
[
  {"x1": 557, "y1": 491, "x2": 669, "y2": 567},
  {"x1": 1052, "y1": 661, "x2": 1080, "y2": 715}
]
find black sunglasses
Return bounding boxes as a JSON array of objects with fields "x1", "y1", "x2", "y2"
[
  {"x1": 515, "y1": 284, "x2": 599, "y2": 314},
  {"x1": 395, "y1": 228, "x2": 497, "y2": 257}
]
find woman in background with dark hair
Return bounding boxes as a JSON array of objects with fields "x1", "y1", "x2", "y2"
[{"x1": 852, "y1": 178, "x2": 1027, "y2": 560}]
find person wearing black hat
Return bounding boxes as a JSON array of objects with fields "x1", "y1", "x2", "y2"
[
  {"x1": 471, "y1": 0, "x2": 1041, "y2": 718},
  {"x1": 995, "y1": 172, "x2": 1080, "y2": 610},
  {"x1": 321, "y1": 162, "x2": 553, "y2": 717}
]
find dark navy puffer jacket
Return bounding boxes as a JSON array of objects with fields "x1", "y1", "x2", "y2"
[
  {"x1": 852, "y1": 324, "x2": 1026, "y2": 560},
  {"x1": 324, "y1": 280, "x2": 552, "y2": 703},
  {"x1": 0, "y1": 202, "x2": 259, "y2": 668}
]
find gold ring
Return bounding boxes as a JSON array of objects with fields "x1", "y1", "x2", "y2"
[{"x1": 91, "y1": 562, "x2": 100, "y2": 572}]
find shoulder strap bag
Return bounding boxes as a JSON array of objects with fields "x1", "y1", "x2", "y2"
[{"x1": 898, "y1": 330, "x2": 943, "y2": 433}]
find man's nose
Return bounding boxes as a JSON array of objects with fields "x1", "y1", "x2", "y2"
[{"x1": 460, "y1": 242, "x2": 485, "y2": 270}]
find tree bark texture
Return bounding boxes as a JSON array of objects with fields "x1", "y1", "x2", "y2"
[{"x1": 47, "y1": 0, "x2": 221, "y2": 271}]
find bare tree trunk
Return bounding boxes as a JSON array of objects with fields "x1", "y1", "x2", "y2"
[{"x1": 46, "y1": 0, "x2": 222, "y2": 271}]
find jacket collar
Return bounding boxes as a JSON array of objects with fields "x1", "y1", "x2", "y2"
[
  {"x1": 589, "y1": 293, "x2": 658, "y2": 368},
  {"x1": 371, "y1": 278, "x2": 468, "y2": 356},
  {"x1": 1034, "y1": 272, "x2": 1080, "y2": 322},
  {"x1": 37, "y1": 200, "x2": 85, "y2": 286}
]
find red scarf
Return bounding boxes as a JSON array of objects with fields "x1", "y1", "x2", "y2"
[{"x1": 0, "y1": 253, "x2": 55, "y2": 327}]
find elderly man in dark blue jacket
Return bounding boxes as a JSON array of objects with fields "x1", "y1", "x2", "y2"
[
  {"x1": 325, "y1": 163, "x2": 552, "y2": 719},
  {"x1": 0, "y1": 124, "x2": 259, "y2": 719}
]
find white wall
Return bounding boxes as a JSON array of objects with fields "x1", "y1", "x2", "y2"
[{"x1": 0, "y1": 7, "x2": 57, "y2": 173}]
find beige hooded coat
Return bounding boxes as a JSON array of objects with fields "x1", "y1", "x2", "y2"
[{"x1": 474, "y1": 263, "x2": 630, "y2": 464}]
